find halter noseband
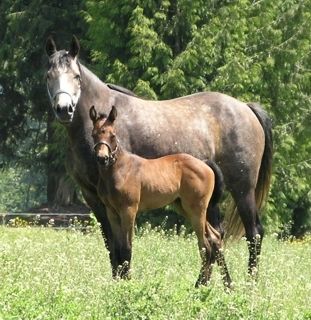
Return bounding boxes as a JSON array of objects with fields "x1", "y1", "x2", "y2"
[
  {"x1": 93, "y1": 140, "x2": 119, "y2": 166},
  {"x1": 47, "y1": 87, "x2": 75, "y2": 105}
]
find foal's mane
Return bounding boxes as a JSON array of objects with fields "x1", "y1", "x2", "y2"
[{"x1": 96, "y1": 113, "x2": 108, "y2": 122}]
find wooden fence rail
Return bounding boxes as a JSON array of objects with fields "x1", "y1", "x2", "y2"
[{"x1": 0, "y1": 212, "x2": 92, "y2": 228}]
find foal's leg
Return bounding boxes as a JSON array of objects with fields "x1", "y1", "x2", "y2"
[
  {"x1": 183, "y1": 205, "x2": 213, "y2": 287},
  {"x1": 105, "y1": 208, "x2": 123, "y2": 278},
  {"x1": 234, "y1": 189, "x2": 264, "y2": 277},
  {"x1": 207, "y1": 205, "x2": 224, "y2": 239},
  {"x1": 106, "y1": 207, "x2": 136, "y2": 280},
  {"x1": 117, "y1": 208, "x2": 136, "y2": 279},
  {"x1": 206, "y1": 222, "x2": 232, "y2": 289}
]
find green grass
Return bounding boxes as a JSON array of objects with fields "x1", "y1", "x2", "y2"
[{"x1": 0, "y1": 227, "x2": 310, "y2": 320}]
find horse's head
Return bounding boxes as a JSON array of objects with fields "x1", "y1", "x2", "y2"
[
  {"x1": 45, "y1": 36, "x2": 82, "y2": 124},
  {"x1": 89, "y1": 105, "x2": 118, "y2": 168}
]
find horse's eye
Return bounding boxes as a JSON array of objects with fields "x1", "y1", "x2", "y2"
[{"x1": 74, "y1": 75, "x2": 81, "y2": 81}]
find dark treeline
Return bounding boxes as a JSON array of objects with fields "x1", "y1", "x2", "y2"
[{"x1": 0, "y1": 0, "x2": 310, "y2": 235}]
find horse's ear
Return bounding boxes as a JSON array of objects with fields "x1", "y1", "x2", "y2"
[
  {"x1": 108, "y1": 106, "x2": 117, "y2": 123},
  {"x1": 89, "y1": 106, "x2": 97, "y2": 123},
  {"x1": 46, "y1": 36, "x2": 57, "y2": 56},
  {"x1": 69, "y1": 35, "x2": 80, "y2": 58}
]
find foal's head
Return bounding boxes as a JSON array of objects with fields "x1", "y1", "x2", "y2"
[{"x1": 89, "y1": 105, "x2": 118, "y2": 168}]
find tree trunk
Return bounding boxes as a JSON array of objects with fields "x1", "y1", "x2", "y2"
[{"x1": 46, "y1": 109, "x2": 78, "y2": 208}]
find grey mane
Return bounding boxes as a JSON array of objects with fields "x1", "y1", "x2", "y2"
[
  {"x1": 49, "y1": 51, "x2": 137, "y2": 99},
  {"x1": 107, "y1": 83, "x2": 137, "y2": 97},
  {"x1": 48, "y1": 50, "x2": 71, "y2": 69}
]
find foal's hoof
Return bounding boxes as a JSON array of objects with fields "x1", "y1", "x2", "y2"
[
  {"x1": 112, "y1": 273, "x2": 131, "y2": 281},
  {"x1": 248, "y1": 267, "x2": 259, "y2": 280},
  {"x1": 195, "y1": 278, "x2": 210, "y2": 288},
  {"x1": 224, "y1": 281, "x2": 234, "y2": 293}
]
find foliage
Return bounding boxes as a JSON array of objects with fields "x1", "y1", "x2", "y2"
[
  {"x1": 0, "y1": 167, "x2": 46, "y2": 212},
  {"x1": 0, "y1": 0, "x2": 87, "y2": 207},
  {"x1": 0, "y1": 0, "x2": 310, "y2": 234},
  {"x1": 0, "y1": 228, "x2": 310, "y2": 319},
  {"x1": 85, "y1": 0, "x2": 311, "y2": 233}
]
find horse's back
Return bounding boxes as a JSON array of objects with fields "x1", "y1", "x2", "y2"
[
  {"x1": 119, "y1": 91, "x2": 265, "y2": 163},
  {"x1": 111, "y1": 89, "x2": 266, "y2": 194}
]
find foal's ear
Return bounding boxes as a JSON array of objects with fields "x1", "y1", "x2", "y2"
[
  {"x1": 69, "y1": 35, "x2": 80, "y2": 59},
  {"x1": 107, "y1": 106, "x2": 117, "y2": 123},
  {"x1": 89, "y1": 106, "x2": 97, "y2": 123},
  {"x1": 46, "y1": 36, "x2": 57, "y2": 56}
]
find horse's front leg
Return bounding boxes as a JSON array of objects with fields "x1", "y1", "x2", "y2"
[{"x1": 80, "y1": 188, "x2": 117, "y2": 272}]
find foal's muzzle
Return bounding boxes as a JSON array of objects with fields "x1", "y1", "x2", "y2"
[
  {"x1": 94, "y1": 141, "x2": 118, "y2": 168},
  {"x1": 96, "y1": 155, "x2": 110, "y2": 167}
]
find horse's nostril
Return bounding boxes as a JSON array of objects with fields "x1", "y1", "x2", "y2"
[
  {"x1": 68, "y1": 105, "x2": 73, "y2": 113},
  {"x1": 56, "y1": 105, "x2": 61, "y2": 114}
]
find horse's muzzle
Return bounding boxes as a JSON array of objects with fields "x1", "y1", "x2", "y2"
[{"x1": 54, "y1": 103, "x2": 74, "y2": 123}]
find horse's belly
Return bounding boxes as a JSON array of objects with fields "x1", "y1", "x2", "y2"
[{"x1": 138, "y1": 190, "x2": 178, "y2": 212}]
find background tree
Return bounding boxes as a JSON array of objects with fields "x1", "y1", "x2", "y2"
[
  {"x1": 0, "y1": 0, "x2": 309, "y2": 235},
  {"x1": 84, "y1": 0, "x2": 311, "y2": 234},
  {"x1": 0, "y1": 0, "x2": 87, "y2": 210}
]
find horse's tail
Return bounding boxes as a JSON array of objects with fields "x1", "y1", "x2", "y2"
[
  {"x1": 225, "y1": 102, "x2": 273, "y2": 240},
  {"x1": 247, "y1": 102, "x2": 273, "y2": 210},
  {"x1": 206, "y1": 160, "x2": 224, "y2": 208}
]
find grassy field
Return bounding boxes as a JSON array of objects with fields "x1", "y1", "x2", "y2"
[{"x1": 0, "y1": 226, "x2": 310, "y2": 320}]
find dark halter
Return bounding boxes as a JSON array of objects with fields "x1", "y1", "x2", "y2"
[{"x1": 93, "y1": 140, "x2": 119, "y2": 167}]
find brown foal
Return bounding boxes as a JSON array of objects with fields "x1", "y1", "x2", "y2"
[{"x1": 90, "y1": 105, "x2": 231, "y2": 288}]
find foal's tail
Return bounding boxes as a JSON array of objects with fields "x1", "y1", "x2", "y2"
[
  {"x1": 206, "y1": 160, "x2": 224, "y2": 208},
  {"x1": 225, "y1": 102, "x2": 273, "y2": 239}
]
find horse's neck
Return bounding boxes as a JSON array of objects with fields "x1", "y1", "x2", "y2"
[
  {"x1": 66, "y1": 64, "x2": 111, "y2": 142},
  {"x1": 79, "y1": 64, "x2": 111, "y2": 111}
]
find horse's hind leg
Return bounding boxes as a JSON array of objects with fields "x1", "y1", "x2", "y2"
[{"x1": 235, "y1": 189, "x2": 264, "y2": 277}]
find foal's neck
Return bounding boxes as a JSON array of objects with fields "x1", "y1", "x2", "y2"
[{"x1": 99, "y1": 144, "x2": 134, "y2": 177}]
